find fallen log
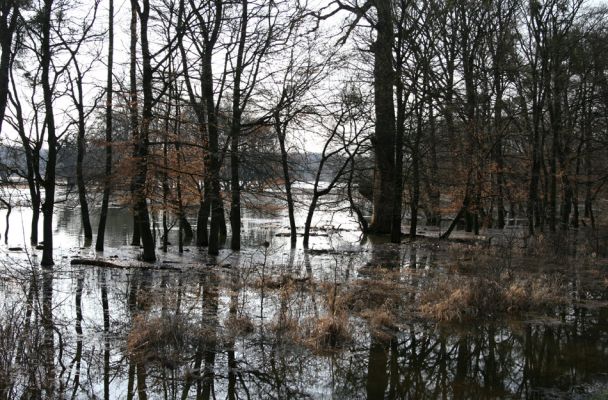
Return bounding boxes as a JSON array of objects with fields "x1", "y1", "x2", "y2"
[
  {"x1": 70, "y1": 258, "x2": 181, "y2": 271},
  {"x1": 71, "y1": 258, "x2": 124, "y2": 268}
]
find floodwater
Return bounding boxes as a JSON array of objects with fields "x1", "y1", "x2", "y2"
[{"x1": 0, "y1": 194, "x2": 607, "y2": 399}]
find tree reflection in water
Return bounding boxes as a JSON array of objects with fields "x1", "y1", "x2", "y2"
[{"x1": 0, "y1": 251, "x2": 607, "y2": 399}]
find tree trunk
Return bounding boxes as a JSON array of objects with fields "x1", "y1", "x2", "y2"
[
  {"x1": 410, "y1": 98, "x2": 423, "y2": 239},
  {"x1": 229, "y1": 0, "x2": 248, "y2": 251},
  {"x1": 197, "y1": 190, "x2": 210, "y2": 246},
  {"x1": 96, "y1": 0, "x2": 114, "y2": 251},
  {"x1": 132, "y1": 0, "x2": 156, "y2": 262},
  {"x1": 129, "y1": 3, "x2": 141, "y2": 247},
  {"x1": 202, "y1": 47, "x2": 222, "y2": 255},
  {"x1": 0, "y1": 3, "x2": 18, "y2": 136},
  {"x1": 391, "y1": 37, "x2": 405, "y2": 243},
  {"x1": 303, "y1": 195, "x2": 318, "y2": 248},
  {"x1": 275, "y1": 116, "x2": 297, "y2": 247},
  {"x1": 369, "y1": 0, "x2": 396, "y2": 234},
  {"x1": 75, "y1": 74, "x2": 92, "y2": 241},
  {"x1": 11, "y1": 81, "x2": 42, "y2": 244},
  {"x1": 41, "y1": 0, "x2": 56, "y2": 267}
]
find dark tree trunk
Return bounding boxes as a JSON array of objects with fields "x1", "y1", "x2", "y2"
[
  {"x1": 96, "y1": 0, "x2": 114, "y2": 251},
  {"x1": 303, "y1": 196, "x2": 318, "y2": 249},
  {"x1": 197, "y1": 191, "x2": 210, "y2": 246},
  {"x1": 275, "y1": 115, "x2": 297, "y2": 247},
  {"x1": 41, "y1": 0, "x2": 57, "y2": 267},
  {"x1": 425, "y1": 102, "x2": 441, "y2": 227},
  {"x1": 369, "y1": 0, "x2": 396, "y2": 234},
  {"x1": 493, "y1": 70, "x2": 505, "y2": 229},
  {"x1": 410, "y1": 98, "x2": 423, "y2": 239},
  {"x1": 391, "y1": 33, "x2": 405, "y2": 243},
  {"x1": 1, "y1": 199, "x2": 11, "y2": 244},
  {"x1": 0, "y1": 2, "x2": 18, "y2": 135},
  {"x1": 347, "y1": 157, "x2": 368, "y2": 233},
  {"x1": 74, "y1": 71, "x2": 92, "y2": 241},
  {"x1": 132, "y1": 0, "x2": 155, "y2": 262},
  {"x1": 10, "y1": 78, "x2": 42, "y2": 244},
  {"x1": 129, "y1": 3, "x2": 141, "y2": 247},
  {"x1": 203, "y1": 49, "x2": 222, "y2": 255},
  {"x1": 229, "y1": 0, "x2": 248, "y2": 251}
]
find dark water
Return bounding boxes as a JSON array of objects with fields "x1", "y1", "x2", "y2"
[{"x1": 0, "y1": 200, "x2": 607, "y2": 399}]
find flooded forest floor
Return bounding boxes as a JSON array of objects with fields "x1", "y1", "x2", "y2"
[{"x1": 0, "y1": 202, "x2": 607, "y2": 399}]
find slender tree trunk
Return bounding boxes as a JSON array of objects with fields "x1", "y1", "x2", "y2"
[
  {"x1": 426, "y1": 101, "x2": 441, "y2": 226},
  {"x1": 162, "y1": 144, "x2": 169, "y2": 252},
  {"x1": 203, "y1": 50, "x2": 222, "y2": 255},
  {"x1": 129, "y1": 3, "x2": 141, "y2": 246},
  {"x1": 132, "y1": 0, "x2": 155, "y2": 262},
  {"x1": 11, "y1": 82, "x2": 42, "y2": 244},
  {"x1": 161, "y1": 91, "x2": 171, "y2": 252},
  {"x1": 303, "y1": 196, "x2": 318, "y2": 248},
  {"x1": 75, "y1": 74, "x2": 92, "y2": 241},
  {"x1": 96, "y1": 0, "x2": 114, "y2": 251},
  {"x1": 1, "y1": 199, "x2": 11, "y2": 244},
  {"x1": 410, "y1": 97, "x2": 423, "y2": 239},
  {"x1": 0, "y1": 3, "x2": 18, "y2": 136},
  {"x1": 197, "y1": 190, "x2": 210, "y2": 246},
  {"x1": 528, "y1": 101, "x2": 542, "y2": 236},
  {"x1": 391, "y1": 46, "x2": 405, "y2": 243},
  {"x1": 229, "y1": 0, "x2": 248, "y2": 251},
  {"x1": 548, "y1": 86, "x2": 559, "y2": 232},
  {"x1": 347, "y1": 157, "x2": 368, "y2": 233},
  {"x1": 41, "y1": 0, "x2": 56, "y2": 267},
  {"x1": 493, "y1": 78, "x2": 505, "y2": 229},
  {"x1": 275, "y1": 116, "x2": 297, "y2": 247},
  {"x1": 584, "y1": 82, "x2": 593, "y2": 221}
]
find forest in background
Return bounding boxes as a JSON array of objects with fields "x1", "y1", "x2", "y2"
[{"x1": 0, "y1": 0, "x2": 607, "y2": 264}]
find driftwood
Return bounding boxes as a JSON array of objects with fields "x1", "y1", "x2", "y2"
[
  {"x1": 70, "y1": 258, "x2": 180, "y2": 270},
  {"x1": 71, "y1": 258, "x2": 124, "y2": 268}
]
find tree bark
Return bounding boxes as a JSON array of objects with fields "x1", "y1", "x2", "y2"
[
  {"x1": 369, "y1": 0, "x2": 396, "y2": 234},
  {"x1": 96, "y1": 0, "x2": 114, "y2": 251},
  {"x1": 129, "y1": 2, "x2": 141, "y2": 247},
  {"x1": 40, "y1": 0, "x2": 57, "y2": 267},
  {"x1": 132, "y1": 0, "x2": 155, "y2": 262},
  {"x1": 0, "y1": 2, "x2": 19, "y2": 136},
  {"x1": 74, "y1": 69, "x2": 92, "y2": 241},
  {"x1": 229, "y1": 0, "x2": 248, "y2": 251},
  {"x1": 275, "y1": 114, "x2": 297, "y2": 247}
]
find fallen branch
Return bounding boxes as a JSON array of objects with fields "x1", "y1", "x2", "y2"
[
  {"x1": 71, "y1": 258, "x2": 124, "y2": 268},
  {"x1": 71, "y1": 258, "x2": 181, "y2": 270}
]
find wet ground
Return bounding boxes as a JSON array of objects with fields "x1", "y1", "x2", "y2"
[{"x1": 0, "y1": 196, "x2": 607, "y2": 399}]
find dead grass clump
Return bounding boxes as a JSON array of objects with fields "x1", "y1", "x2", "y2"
[
  {"x1": 420, "y1": 275, "x2": 567, "y2": 322},
  {"x1": 301, "y1": 313, "x2": 351, "y2": 352},
  {"x1": 251, "y1": 274, "x2": 310, "y2": 290},
  {"x1": 420, "y1": 277, "x2": 503, "y2": 321},
  {"x1": 127, "y1": 314, "x2": 201, "y2": 368},
  {"x1": 224, "y1": 315, "x2": 254, "y2": 337},
  {"x1": 337, "y1": 279, "x2": 404, "y2": 313},
  {"x1": 504, "y1": 276, "x2": 566, "y2": 312},
  {"x1": 360, "y1": 305, "x2": 398, "y2": 341},
  {"x1": 269, "y1": 316, "x2": 300, "y2": 341}
]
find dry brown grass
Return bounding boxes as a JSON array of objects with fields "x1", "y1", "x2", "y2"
[
  {"x1": 127, "y1": 314, "x2": 203, "y2": 368},
  {"x1": 360, "y1": 305, "x2": 398, "y2": 341},
  {"x1": 419, "y1": 274, "x2": 567, "y2": 322},
  {"x1": 224, "y1": 315, "x2": 255, "y2": 337},
  {"x1": 336, "y1": 279, "x2": 406, "y2": 313},
  {"x1": 301, "y1": 313, "x2": 351, "y2": 352}
]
